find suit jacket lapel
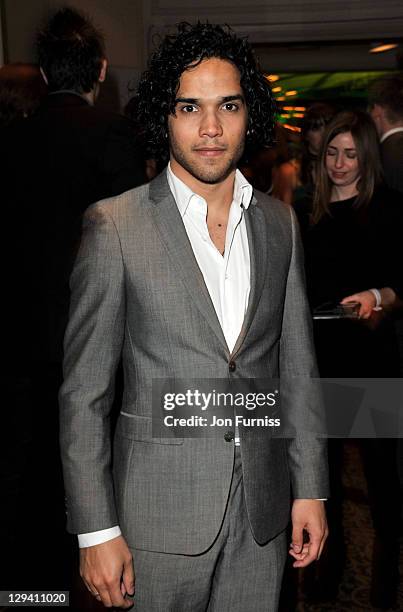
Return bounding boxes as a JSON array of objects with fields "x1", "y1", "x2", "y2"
[
  {"x1": 148, "y1": 171, "x2": 229, "y2": 354},
  {"x1": 231, "y1": 198, "x2": 268, "y2": 357}
]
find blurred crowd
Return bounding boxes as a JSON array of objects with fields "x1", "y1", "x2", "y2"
[
  {"x1": 1, "y1": 5, "x2": 403, "y2": 611},
  {"x1": 247, "y1": 83, "x2": 403, "y2": 610}
]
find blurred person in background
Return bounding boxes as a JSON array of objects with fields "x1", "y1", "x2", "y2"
[
  {"x1": 270, "y1": 124, "x2": 300, "y2": 204},
  {"x1": 0, "y1": 62, "x2": 47, "y2": 127},
  {"x1": 369, "y1": 73, "x2": 403, "y2": 195},
  {"x1": 272, "y1": 103, "x2": 336, "y2": 206},
  {"x1": 295, "y1": 102, "x2": 336, "y2": 201},
  {"x1": 34, "y1": 6, "x2": 146, "y2": 218},
  {"x1": 0, "y1": 5, "x2": 145, "y2": 595},
  {"x1": 29, "y1": 6, "x2": 146, "y2": 367},
  {"x1": 240, "y1": 123, "x2": 288, "y2": 194},
  {"x1": 296, "y1": 110, "x2": 403, "y2": 609},
  {"x1": 369, "y1": 71, "x2": 403, "y2": 575}
]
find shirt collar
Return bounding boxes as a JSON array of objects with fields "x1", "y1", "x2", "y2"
[
  {"x1": 167, "y1": 162, "x2": 253, "y2": 218},
  {"x1": 48, "y1": 90, "x2": 92, "y2": 105},
  {"x1": 380, "y1": 126, "x2": 403, "y2": 143}
]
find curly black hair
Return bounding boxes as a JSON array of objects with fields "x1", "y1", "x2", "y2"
[
  {"x1": 36, "y1": 7, "x2": 105, "y2": 93},
  {"x1": 136, "y1": 22, "x2": 276, "y2": 162}
]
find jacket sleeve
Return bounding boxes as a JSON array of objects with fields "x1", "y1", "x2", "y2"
[
  {"x1": 381, "y1": 139, "x2": 403, "y2": 196},
  {"x1": 59, "y1": 202, "x2": 125, "y2": 533},
  {"x1": 280, "y1": 206, "x2": 330, "y2": 499}
]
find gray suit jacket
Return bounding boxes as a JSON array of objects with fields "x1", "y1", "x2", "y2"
[{"x1": 59, "y1": 170, "x2": 328, "y2": 555}]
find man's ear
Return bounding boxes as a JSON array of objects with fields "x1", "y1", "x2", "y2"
[
  {"x1": 39, "y1": 67, "x2": 48, "y2": 86},
  {"x1": 99, "y1": 58, "x2": 108, "y2": 83},
  {"x1": 370, "y1": 103, "x2": 383, "y2": 120}
]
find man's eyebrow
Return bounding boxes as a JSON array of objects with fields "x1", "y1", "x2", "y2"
[
  {"x1": 221, "y1": 94, "x2": 245, "y2": 103},
  {"x1": 174, "y1": 94, "x2": 245, "y2": 105},
  {"x1": 175, "y1": 97, "x2": 198, "y2": 104}
]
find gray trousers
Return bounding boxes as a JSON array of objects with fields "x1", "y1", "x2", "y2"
[{"x1": 130, "y1": 447, "x2": 287, "y2": 611}]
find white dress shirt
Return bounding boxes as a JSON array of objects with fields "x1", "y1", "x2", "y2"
[
  {"x1": 380, "y1": 126, "x2": 403, "y2": 143},
  {"x1": 167, "y1": 163, "x2": 252, "y2": 352},
  {"x1": 78, "y1": 165, "x2": 253, "y2": 547}
]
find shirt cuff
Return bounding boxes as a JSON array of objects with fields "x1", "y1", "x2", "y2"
[{"x1": 78, "y1": 526, "x2": 122, "y2": 548}]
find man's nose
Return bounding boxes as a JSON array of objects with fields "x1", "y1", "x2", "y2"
[{"x1": 199, "y1": 111, "x2": 223, "y2": 138}]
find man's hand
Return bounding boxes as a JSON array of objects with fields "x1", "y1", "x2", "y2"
[
  {"x1": 289, "y1": 499, "x2": 328, "y2": 568},
  {"x1": 80, "y1": 535, "x2": 135, "y2": 608}
]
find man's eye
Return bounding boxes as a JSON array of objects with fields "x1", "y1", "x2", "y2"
[
  {"x1": 222, "y1": 103, "x2": 238, "y2": 111},
  {"x1": 180, "y1": 105, "x2": 197, "y2": 113}
]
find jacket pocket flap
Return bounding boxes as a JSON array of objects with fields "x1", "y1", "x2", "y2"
[{"x1": 116, "y1": 412, "x2": 183, "y2": 445}]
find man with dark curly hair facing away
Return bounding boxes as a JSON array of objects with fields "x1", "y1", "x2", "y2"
[{"x1": 60, "y1": 22, "x2": 329, "y2": 611}]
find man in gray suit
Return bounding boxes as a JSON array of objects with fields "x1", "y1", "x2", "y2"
[{"x1": 60, "y1": 22, "x2": 328, "y2": 611}]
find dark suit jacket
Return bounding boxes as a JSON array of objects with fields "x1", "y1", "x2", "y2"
[
  {"x1": 381, "y1": 131, "x2": 403, "y2": 195},
  {"x1": 30, "y1": 92, "x2": 146, "y2": 212},
  {"x1": 2, "y1": 92, "x2": 146, "y2": 368},
  {"x1": 0, "y1": 93, "x2": 146, "y2": 586}
]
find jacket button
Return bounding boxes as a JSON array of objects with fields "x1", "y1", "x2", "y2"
[
  {"x1": 224, "y1": 431, "x2": 234, "y2": 442},
  {"x1": 229, "y1": 360, "x2": 236, "y2": 372}
]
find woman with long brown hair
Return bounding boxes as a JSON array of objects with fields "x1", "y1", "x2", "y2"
[
  {"x1": 296, "y1": 110, "x2": 403, "y2": 608},
  {"x1": 300, "y1": 110, "x2": 402, "y2": 326},
  {"x1": 272, "y1": 103, "x2": 336, "y2": 205}
]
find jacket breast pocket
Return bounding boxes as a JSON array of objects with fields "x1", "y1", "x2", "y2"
[{"x1": 116, "y1": 412, "x2": 183, "y2": 445}]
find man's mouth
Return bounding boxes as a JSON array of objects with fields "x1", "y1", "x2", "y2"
[{"x1": 193, "y1": 147, "x2": 227, "y2": 157}]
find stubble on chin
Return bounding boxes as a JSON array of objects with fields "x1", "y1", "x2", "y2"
[{"x1": 169, "y1": 133, "x2": 245, "y2": 185}]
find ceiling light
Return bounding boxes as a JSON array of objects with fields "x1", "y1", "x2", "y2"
[
  {"x1": 370, "y1": 43, "x2": 398, "y2": 53},
  {"x1": 284, "y1": 124, "x2": 301, "y2": 133}
]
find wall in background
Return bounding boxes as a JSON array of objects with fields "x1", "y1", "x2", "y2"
[
  {"x1": 3, "y1": 0, "x2": 144, "y2": 67},
  {"x1": 2, "y1": 0, "x2": 145, "y2": 110},
  {"x1": 144, "y1": 0, "x2": 403, "y2": 45},
  {"x1": 2, "y1": 1, "x2": 402, "y2": 108},
  {"x1": 255, "y1": 42, "x2": 401, "y2": 73},
  {"x1": 144, "y1": 0, "x2": 403, "y2": 71},
  {"x1": 0, "y1": 4, "x2": 4, "y2": 65},
  {"x1": 4, "y1": 0, "x2": 403, "y2": 65}
]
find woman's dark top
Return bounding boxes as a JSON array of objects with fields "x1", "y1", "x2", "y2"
[{"x1": 295, "y1": 184, "x2": 403, "y2": 376}]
